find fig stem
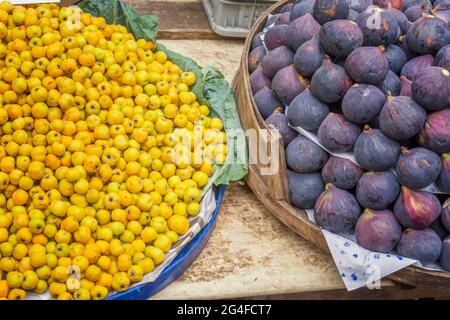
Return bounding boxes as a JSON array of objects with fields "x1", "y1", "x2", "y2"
[{"x1": 274, "y1": 107, "x2": 283, "y2": 113}]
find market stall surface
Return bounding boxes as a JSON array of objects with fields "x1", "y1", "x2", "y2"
[{"x1": 123, "y1": 0, "x2": 450, "y2": 299}]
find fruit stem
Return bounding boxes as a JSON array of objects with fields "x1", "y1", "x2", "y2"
[
  {"x1": 274, "y1": 107, "x2": 283, "y2": 113},
  {"x1": 363, "y1": 124, "x2": 371, "y2": 131}
]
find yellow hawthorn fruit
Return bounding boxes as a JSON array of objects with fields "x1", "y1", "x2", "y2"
[{"x1": 0, "y1": 1, "x2": 229, "y2": 300}]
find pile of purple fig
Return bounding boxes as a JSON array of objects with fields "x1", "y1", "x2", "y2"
[{"x1": 249, "y1": 0, "x2": 450, "y2": 270}]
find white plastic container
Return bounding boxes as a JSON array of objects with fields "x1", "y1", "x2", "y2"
[{"x1": 202, "y1": 0, "x2": 278, "y2": 37}]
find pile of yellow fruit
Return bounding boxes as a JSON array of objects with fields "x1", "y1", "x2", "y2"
[{"x1": 0, "y1": 1, "x2": 227, "y2": 300}]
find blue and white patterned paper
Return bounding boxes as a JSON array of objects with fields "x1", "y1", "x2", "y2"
[{"x1": 306, "y1": 209, "x2": 419, "y2": 291}]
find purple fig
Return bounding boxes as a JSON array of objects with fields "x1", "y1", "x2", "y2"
[
  {"x1": 319, "y1": 19, "x2": 363, "y2": 58},
  {"x1": 377, "y1": 70, "x2": 401, "y2": 96},
  {"x1": 318, "y1": 113, "x2": 361, "y2": 152},
  {"x1": 418, "y1": 109, "x2": 450, "y2": 153},
  {"x1": 434, "y1": 9, "x2": 450, "y2": 24},
  {"x1": 357, "y1": 7, "x2": 400, "y2": 46},
  {"x1": 272, "y1": 65, "x2": 309, "y2": 105},
  {"x1": 287, "y1": 88, "x2": 330, "y2": 131},
  {"x1": 399, "y1": 76, "x2": 412, "y2": 96},
  {"x1": 386, "y1": 6, "x2": 412, "y2": 34},
  {"x1": 400, "y1": 54, "x2": 433, "y2": 80},
  {"x1": 266, "y1": 109, "x2": 298, "y2": 147},
  {"x1": 313, "y1": 0, "x2": 349, "y2": 24},
  {"x1": 288, "y1": 170, "x2": 325, "y2": 209},
  {"x1": 384, "y1": 44, "x2": 408, "y2": 74},
  {"x1": 294, "y1": 36, "x2": 325, "y2": 77},
  {"x1": 345, "y1": 46, "x2": 389, "y2": 85},
  {"x1": 348, "y1": 0, "x2": 373, "y2": 13},
  {"x1": 395, "y1": 147, "x2": 442, "y2": 189},
  {"x1": 251, "y1": 32, "x2": 264, "y2": 50},
  {"x1": 437, "y1": 153, "x2": 450, "y2": 192},
  {"x1": 411, "y1": 67, "x2": 450, "y2": 111},
  {"x1": 250, "y1": 66, "x2": 271, "y2": 94},
  {"x1": 394, "y1": 187, "x2": 441, "y2": 229},
  {"x1": 435, "y1": 0, "x2": 450, "y2": 10},
  {"x1": 311, "y1": 57, "x2": 353, "y2": 103},
  {"x1": 442, "y1": 199, "x2": 450, "y2": 232},
  {"x1": 379, "y1": 95, "x2": 426, "y2": 140},
  {"x1": 434, "y1": 44, "x2": 450, "y2": 69},
  {"x1": 440, "y1": 236, "x2": 450, "y2": 271},
  {"x1": 406, "y1": 15, "x2": 450, "y2": 54},
  {"x1": 356, "y1": 171, "x2": 400, "y2": 209},
  {"x1": 342, "y1": 84, "x2": 385, "y2": 124},
  {"x1": 404, "y1": 3, "x2": 430, "y2": 22},
  {"x1": 286, "y1": 135, "x2": 329, "y2": 172},
  {"x1": 291, "y1": 0, "x2": 316, "y2": 21},
  {"x1": 253, "y1": 87, "x2": 282, "y2": 120},
  {"x1": 401, "y1": 0, "x2": 432, "y2": 9},
  {"x1": 286, "y1": 14, "x2": 321, "y2": 50},
  {"x1": 355, "y1": 209, "x2": 402, "y2": 253},
  {"x1": 275, "y1": 12, "x2": 291, "y2": 25},
  {"x1": 265, "y1": 24, "x2": 289, "y2": 50},
  {"x1": 374, "y1": 0, "x2": 403, "y2": 8},
  {"x1": 248, "y1": 46, "x2": 266, "y2": 73},
  {"x1": 280, "y1": 3, "x2": 294, "y2": 13},
  {"x1": 397, "y1": 228, "x2": 442, "y2": 263},
  {"x1": 314, "y1": 183, "x2": 361, "y2": 233},
  {"x1": 321, "y1": 156, "x2": 364, "y2": 189},
  {"x1": 261, "y1": 45, "x2": 294, "y2": 78},
  {"x1": 354, "y1": 126, "x2": 400, "y2": 170},
  {"x1": 397, "y1": 34, "x2": 418, "y2": 59}
]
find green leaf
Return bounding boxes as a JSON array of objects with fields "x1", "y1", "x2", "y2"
[
  {"x1": 80, "y1": 1, "x2": 248, "y2": 188},
  {"x1": 78, "y1": 0, "x2": 158, "y2": 41}
]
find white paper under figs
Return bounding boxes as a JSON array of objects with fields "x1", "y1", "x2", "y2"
[
  {"x1": 305, "y1": 209, "x2": 417, "y2": 291},
  {"x1": 26, "y1": 188, "x2": 217, "y2": 300}
]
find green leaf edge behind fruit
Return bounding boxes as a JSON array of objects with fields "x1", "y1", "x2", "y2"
[
  {"x1": 77, "y1": 0, "x2": 248, "y2": 190},
  {"x1": 78, "y1": 0, "x2": 158, "y2": 42}
]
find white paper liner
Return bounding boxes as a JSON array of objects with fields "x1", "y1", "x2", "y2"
[
  {"x1": 305, "y1": 207, "x2": 445, "y2": 291},
  {"x1": 26, "y1": 188, "x2": 217, "y2": 300}
]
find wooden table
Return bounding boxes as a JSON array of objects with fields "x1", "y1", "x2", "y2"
[{"x1": 124, "y1": 0, "x2": 450, "y2": 300}]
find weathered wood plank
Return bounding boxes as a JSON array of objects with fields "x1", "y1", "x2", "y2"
[{"x1": 125, "y1": 0, "x2": 232, "y2": 40}]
